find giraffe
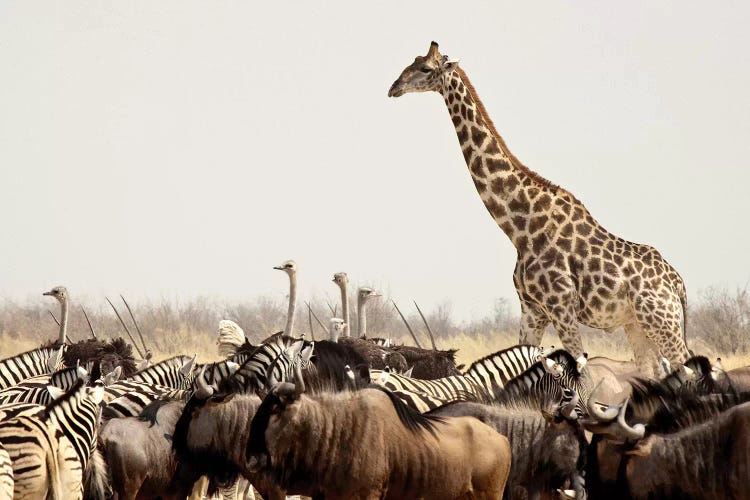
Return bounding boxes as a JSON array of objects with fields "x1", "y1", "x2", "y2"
[{"x1": 388, "y1": 42, "x2": 690, "y2": 377}]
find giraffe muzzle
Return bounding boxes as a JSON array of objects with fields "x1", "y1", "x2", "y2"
[{"x1": 388, "y1": 81, "x2": 404, "y2": 97}]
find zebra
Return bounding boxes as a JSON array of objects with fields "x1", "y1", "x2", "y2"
[
  {"x1": 0, "y1": 345, "x2": 64, "y2": 390},
  {"x1": 0, "y1": 379, "x2": 105, "y2": 499},
  {"x1": 128, "y1": 354, "x2": 197, "y2": 389},
  {"x1": 0, "y1": 443, "x2": 12, "y2": 499},
  {"x1": 369, "y1": 344, "x2": 545, "y2": 407},
  {"x1": 0, "y1": 362, "x2": 89, "y2": 406},
  {"x1": 223, "y1": 335, "x2": 314, "y2": 394}
]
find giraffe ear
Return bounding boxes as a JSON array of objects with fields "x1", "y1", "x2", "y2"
[{"x1": 443, "y1": 58, "x2": 459, "y2": 71}]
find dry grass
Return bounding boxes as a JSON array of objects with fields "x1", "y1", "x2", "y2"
[{"x1": 2, "y1": 285, "x2": 749, "y2": 370}]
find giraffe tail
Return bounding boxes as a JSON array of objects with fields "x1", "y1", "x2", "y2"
[{"x1": 679, "y1": 286, "x2": 689, "y2": 353}]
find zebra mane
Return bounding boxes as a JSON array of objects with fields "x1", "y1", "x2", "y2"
[
  {"x1": 494, "y1": 349, "x2": 579, "y2": 402},
  {"x1": 373, "y1": 386, "x2": 444, "y2": 437}
]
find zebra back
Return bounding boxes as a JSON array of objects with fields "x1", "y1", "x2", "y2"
[
  {"x1": 43, "y1": 379, "x2": 104, "y2": 472},
  {"x1": 389, "y1": 387, "x2": 467, "y2": 413},
  {"x1": 0, "y1": 346, "x2": 64, "y2": 390},
  {"x1": 0, "y1": 363, "x2": 89, "y2": 406},
  {"x1": 371, "y1": 370, "x2": 486, "y2": 402},
  {"x1": 462, "y1": 344, "x2": 543, "y2": 394},
  {"x1": 129, "y1": 355, "x2": 195, "y2": 389},
  {"x1": 103, "y1": 387, "x2": 188, "y2": 419}
]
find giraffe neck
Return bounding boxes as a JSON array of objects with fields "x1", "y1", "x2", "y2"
[{"x1": 439, "y1": 67, "x2": 563, "y2": 251}]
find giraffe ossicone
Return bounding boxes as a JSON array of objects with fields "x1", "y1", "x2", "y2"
[{"x1": 390, "y1": 42, "x2": 690, "y2": 378}]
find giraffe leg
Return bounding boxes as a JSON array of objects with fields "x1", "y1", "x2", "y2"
[
  {"x1": 518, "y1": 303, "x2": 549, "y2": 346},
  {"x1": 622, "y1": 323, "x2": 663, "y2": 379},
  {"x1": 548, "y1": 305, "x2": 587, "y2": 372},
  {"x1": 632, "y1": 291, "x2": 690, "y2": 369}
]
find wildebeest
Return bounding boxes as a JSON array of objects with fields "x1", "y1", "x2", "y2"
[
  {"x1": 430, "y1": 389, "x2": 587, "y2": 499},
  {"x1": 99, "y1": 399, "x2": 189, "y2": 499},
  {"x1": 585, "y1": 395, "x2": 750, "y2": 500},
  {"x1": 246, "y1": 382, "x2": 512, "y2": 499}
]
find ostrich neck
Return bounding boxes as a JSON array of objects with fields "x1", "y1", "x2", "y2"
[
  {"x1": 59, "y1": 297, "x2": 68, "y2": 345},
  {"x1": 357, "y1": 297, "x2": 367, "y2": 338},
  {"x1": 284, "y1": 274, "x2": 297, "y2": 336},
  {"x1": 339, "y1": 282, "x2": 350, "y2": 337},
  {"x1": 439, "y1": 67, "x2": 564, "y2": 251}
]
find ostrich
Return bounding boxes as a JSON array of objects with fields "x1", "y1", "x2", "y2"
[
  {"x1": 216, "y1": 320, "x2": 247, "y2": 358},
  {"x1": 332, "y1": 272, "x2": 351, "y2": 337},
  {"x1": 273, "y1": 259, "x2": 298, "y2": 336},
  {"x1": 42, "y1": 286, "x2": 137, "y2": 376},
  {"x1": 43, "y1": 286, "x2": 69, "y2": 345},
  {"x1": 357, "y1": 287, "x2": 381, "y2": 339},
  {"x1": 328, "y1": 318, "x2": 346, "y2": 343}
]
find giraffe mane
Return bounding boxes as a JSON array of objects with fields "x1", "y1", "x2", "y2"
[{"x1": 454, "y1": 67, "x2": 560, "y2": 192}]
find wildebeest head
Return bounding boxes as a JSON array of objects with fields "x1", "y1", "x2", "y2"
[{"x1": 246, "y1": 381, "x2": 303, "y2": 472}]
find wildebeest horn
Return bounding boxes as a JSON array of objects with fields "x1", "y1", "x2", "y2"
[
  {"x1": 587, "y1": 380, "x2": 619, "y2": 422},
  {"x1": 274, "y1": 381, "x2": 298, "y2": 397},
  {"x1": 616, "y1": 398, "x2": 645, "y2": 441},
  {"x1": 194, "y1": 366, "x2": 214, "y2": 400}
]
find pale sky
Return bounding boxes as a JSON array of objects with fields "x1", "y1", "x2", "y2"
[{"x1": 1, "y1": 1, "x2": 748, "y2": 321}]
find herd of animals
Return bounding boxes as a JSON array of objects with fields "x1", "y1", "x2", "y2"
[{"x1": 1, "y1": 41, "x2": 748, "y2": 499}]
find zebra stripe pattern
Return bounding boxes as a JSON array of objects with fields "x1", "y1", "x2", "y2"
[
  {"x1": 103, "y1": 387, "x2": 188, "y2": 419},
  {"x1": 496, "y1": 349, "x2": 592, "y2": 417},
  {"x1": 0, "y1": 346, "x2": 64, "y2": 390},
  {"x1": 227, "y1": 336, "x2": 314, "y2": 393},
  {"x1": 129, "y1": 355, "x2": 196, "y2": 389},
  {"x1": 0, "y1": 443, "x2": 12, "y2": 499},
  {"x1": 0, "y1": 379, "x2": 102, "y2": 498},
  {"x1": 462, "y1": 344, "x2": 543, "y2": 395},
  {"x1": 0, "y1": 363, "x2": 89, "y2": 406},
  {"x1": 371, "y1": 370, "x2": 486, "y2": 402}
]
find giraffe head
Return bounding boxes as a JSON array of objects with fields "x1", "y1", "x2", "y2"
[{"x1": 388, "y1": 41, "x2": 459, "y2": 97}]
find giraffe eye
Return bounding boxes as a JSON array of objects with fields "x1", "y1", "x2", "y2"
[{"x1": 420, "y1": 67, "x2": 432, "y2": 74}]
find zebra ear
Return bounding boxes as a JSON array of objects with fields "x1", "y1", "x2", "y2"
[
  {"x1": 286, "y1": 339, "x2": 305, "y2": 359},
  {"x1": 101, "y1": 366, "x2": 122, "y2": 386},
  {"x1": 76, "y1": 363, "x2": 89, "y2": 383},
  {"x1": 299, "y1": 344, "x2": 315, "y2": 363},
  {"x1": 47, "y1": 347, "x2": 64, "y2": 372},
  {"x1": 180, "y1": 355, "x2": 198, "y2": 376},
  {"x1": 47, "y1": 385, "x2": 65, "y2": 401},
  {"x1": 226, "y1": 361, "x2": 240, "y2": 376}
]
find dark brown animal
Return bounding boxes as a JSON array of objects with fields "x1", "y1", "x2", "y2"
[
  {"x1": 99, "y1": 400, "x2": 189, "y2": 499},
  {"x1": 247, "y1": 384, "x2": 511, "y2": 499},
  {"x1": 586, "y1": 397, "x2": 750, "y2": 499},
  {"x1": 430, "y1": 391, "x2": 586, "y2": 499},
  {"x1": 390, "y1": 345, "x2": 461, "y2": 379}
]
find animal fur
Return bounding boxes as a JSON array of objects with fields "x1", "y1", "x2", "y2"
[{"x1": 247, "y1": 386, "x2": 511, "y2": 499}]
